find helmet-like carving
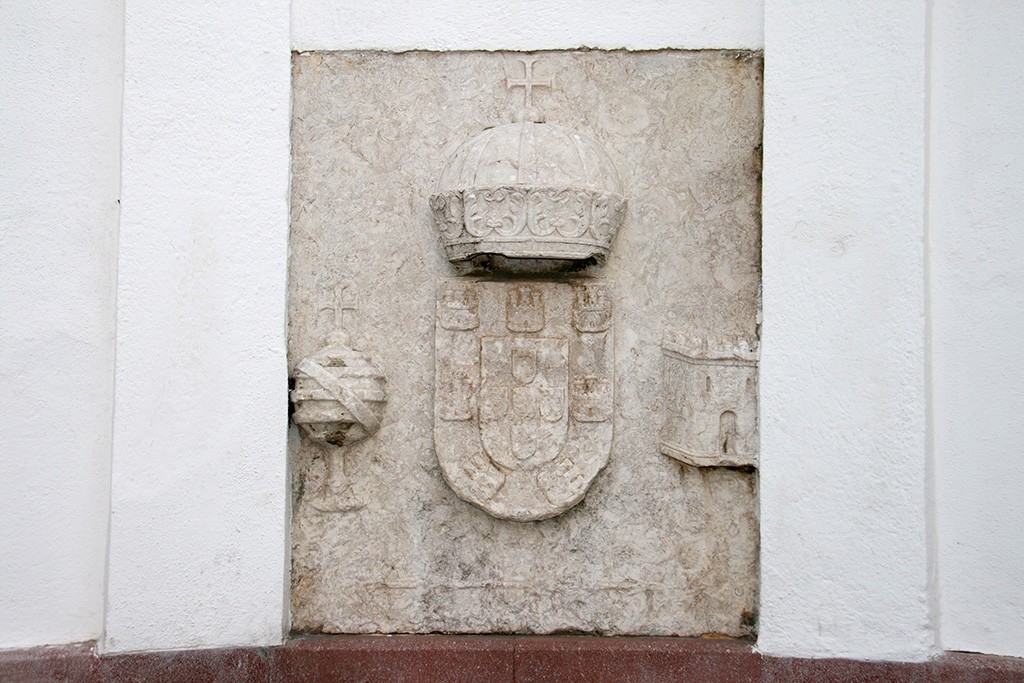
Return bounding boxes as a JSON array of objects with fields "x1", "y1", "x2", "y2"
[{"x1": 430, "y1": 121, "x2": 626, "y2": 269}]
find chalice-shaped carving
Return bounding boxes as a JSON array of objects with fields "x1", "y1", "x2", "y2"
[{"x1": 291, "y1": 327, "x2": 386, "y2": 512}]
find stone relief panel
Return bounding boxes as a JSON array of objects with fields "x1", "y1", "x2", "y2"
[
  {"x1": 435, "y1": 280, "x2": 613, "y2": 521},
  {"x1": 289, "y1": 50, "x2": 762, "y2": 636}
]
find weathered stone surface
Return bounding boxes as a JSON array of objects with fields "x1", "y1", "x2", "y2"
[{"x1": 289, "y1": 50, "x2": 762, "y2": 636}]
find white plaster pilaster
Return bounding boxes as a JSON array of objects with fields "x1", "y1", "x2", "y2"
[
  {"x1": 758, "y1": 0, "x2": 936, "y2": 661},
  {"x1": 103, "y1": 0, "x2": 291, "y2": 652},
  {"x1": 931, "y1": 0, "x2": 1024, "y2": 659},
  {"x1": 0, "y1": 0, "x2": 122, "y2": 649}
]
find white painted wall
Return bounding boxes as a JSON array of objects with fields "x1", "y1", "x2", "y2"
[
  {"x1": 101, "y1": 0, "x2": 291, "y2": 653},
  {"x1": 759, "y1": 1, "x2": 936, "y2": 661},
  {"x1": 0, "y1": 0, "x2": 122, "y2": 649},
  {"x1": 931, "y1": 0, "x2": 1024, "y2": 659},
  {"x1": 292, "y1": 0, "x2": 764, "y2": 52}
]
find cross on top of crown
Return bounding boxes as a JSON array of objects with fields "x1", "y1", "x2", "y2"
[{"x1": 506, "y1": 58, "x2": 553, "y2": 113}]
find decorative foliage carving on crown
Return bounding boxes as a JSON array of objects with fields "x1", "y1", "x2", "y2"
[
  {"x1": 429, "y1": 58, "x2": 627, "y2": 269},
  {"x1": 429, "y1": 186, "x2": 626, "y2": 262}
]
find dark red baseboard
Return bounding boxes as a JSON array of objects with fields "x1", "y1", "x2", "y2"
[{"x1": 2, "y1": 635, "x2": 1023, "y2": 682}]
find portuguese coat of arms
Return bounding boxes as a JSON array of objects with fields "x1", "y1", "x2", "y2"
[{"x1": 434, "y1": 279, "x2": 614, "y2": 521}]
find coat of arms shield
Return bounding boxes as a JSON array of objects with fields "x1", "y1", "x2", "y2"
[{"x1": 434, "y1": 279, "x2": 614, "y2": 521}]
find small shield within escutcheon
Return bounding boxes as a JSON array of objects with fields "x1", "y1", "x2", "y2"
[{"x1": 480, "y1": 337, "x2": 568, "y2": 471}]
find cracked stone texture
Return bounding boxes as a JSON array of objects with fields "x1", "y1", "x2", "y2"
[{"x1": 289, "y1": 50, "x2": 762, "y2": 636}]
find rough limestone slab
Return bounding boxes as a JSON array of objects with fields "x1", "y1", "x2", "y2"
[{"x1": 289, "y1": 50, "x2": 762, "y2": 636}]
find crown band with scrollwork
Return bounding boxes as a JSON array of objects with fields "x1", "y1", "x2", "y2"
[{"x1": 429, "y1": 186, "x2": 626, "y2": 262}]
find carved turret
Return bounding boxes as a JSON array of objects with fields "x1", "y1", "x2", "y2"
[{"x1": 660, "y1": 331, "x2": 759, "y2": 469}]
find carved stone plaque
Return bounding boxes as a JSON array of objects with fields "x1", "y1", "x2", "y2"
[
  {"x1": 435, "y1": 280, "x2": 613, "y2": 520},
  {"x1": 289, "y1": 50, "x2": 761, "y2": 638}
]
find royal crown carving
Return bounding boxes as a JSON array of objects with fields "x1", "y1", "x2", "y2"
[{"x1": 430, "y1": 121, "x2": 627, "y2": 268}]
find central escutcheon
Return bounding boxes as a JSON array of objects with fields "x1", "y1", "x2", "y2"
[{"x1": 435, "y1": 279, "x2": 614, "y2": 521}]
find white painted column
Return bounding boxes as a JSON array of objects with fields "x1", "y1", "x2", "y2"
[
  {"x1": 103, "y1": 0, "x2": 291, "y2": 652},
  {"x1": 931, "y1": 0, "x2": 1024, "y2": 659},
  {"x1": 759, "y1": 1, "x2": 936, "y2": 661},
  {"x1": 0, "y1": 0, "x2": 122, "y2": 649}
]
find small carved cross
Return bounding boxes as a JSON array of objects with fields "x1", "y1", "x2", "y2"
[
  {"x1": 507, "y1": 58, "x2": 552, "y2": 108},
  {"x1": 338, "y1": 284, "x2": 359, "y2": 332}
]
